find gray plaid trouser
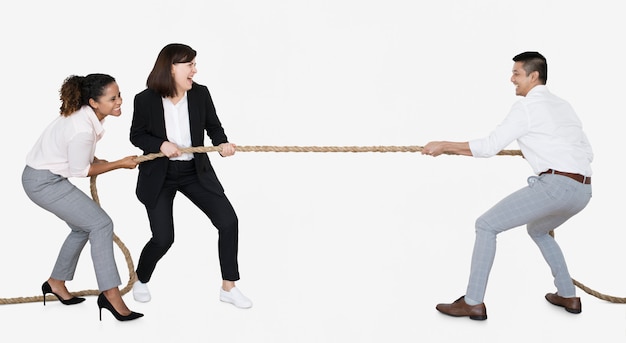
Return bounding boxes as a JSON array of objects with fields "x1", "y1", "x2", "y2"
[
  {"x1": 22, "y1": 166, "x2": 122, "y2": 291},
  {"x1": 465, "y1": 173, "x2": 592, "y2": 304}
]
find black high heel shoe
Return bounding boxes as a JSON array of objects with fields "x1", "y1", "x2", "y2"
[
  {"x1": 97, "y1": 293, "x2": 144, "y2": 321},
  {"x1": 41, "y1": 281, "x2": 86, "y2": 306}
]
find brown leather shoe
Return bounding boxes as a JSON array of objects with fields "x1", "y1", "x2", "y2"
[
  {"x1": 545, "y1": 293, "x2": 581, "y2": 314},
  {"x1": 436, "y1": 296, "x2": 487, "y2": 320}
]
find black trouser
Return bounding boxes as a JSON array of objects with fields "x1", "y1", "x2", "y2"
[{"x1": 136, "y1": 160, "x2": 240, "y2": 282}]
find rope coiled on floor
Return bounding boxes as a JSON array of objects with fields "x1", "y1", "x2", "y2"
[{"x1": 2, "y1": 145, "x2": 624, "y2": 304}]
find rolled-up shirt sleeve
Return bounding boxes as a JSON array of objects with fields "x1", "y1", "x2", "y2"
[{"x1": 469, "y1": 102, "x2": 529, "y2": 158}]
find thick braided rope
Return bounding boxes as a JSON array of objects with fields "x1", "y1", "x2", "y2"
[
  {"x1": 134, "y1": 145, "x2": 523, "y2": 163},
  {"x1": 2, "y1": 145, "x2": 624, "y2": 304}
]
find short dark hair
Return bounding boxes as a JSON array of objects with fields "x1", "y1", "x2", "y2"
[
  {"x1": 146, "y1": 43, "x2": 197, "y2": 98},
  {"x1": 513, "y1": 51, "x2": 547, "y2": 84}
]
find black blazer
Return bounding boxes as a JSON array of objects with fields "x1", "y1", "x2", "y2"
[{"x1": 130, "y1": 82, "x2": 228, "y2": 208}]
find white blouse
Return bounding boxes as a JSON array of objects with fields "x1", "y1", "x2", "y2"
[{"x1": 26, "y1": 105, "x2": 104, "y2": 178}]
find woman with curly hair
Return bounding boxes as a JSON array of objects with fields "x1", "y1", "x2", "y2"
[{"x1": 22, "y1": 73, "x2": 143, "y2": 321}]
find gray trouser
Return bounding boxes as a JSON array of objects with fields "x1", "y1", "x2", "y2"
[
  {"x1": 465, "y1": 173, "x2": 592, "y2": 304},
  {"x1": 21, "y1": 166, "x2": 121, "y2": 291}
]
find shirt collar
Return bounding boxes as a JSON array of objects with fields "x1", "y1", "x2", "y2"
[
  {"x1": 80, "y1": 105, "x2": 105, "y2": 137},
  {"x1": 527, "y1": 84, "x2": 548, "y2": 96}
]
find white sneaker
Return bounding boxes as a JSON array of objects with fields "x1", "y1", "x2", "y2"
[
  {"x1": 220, "y1": 287, "x2": 252, "y2": 309},
  {"x1": 132, "y1": 281, "x2": 151, "y2": 303}
]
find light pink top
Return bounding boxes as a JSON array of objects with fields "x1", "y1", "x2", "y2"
[{"x1": 26, "y1": 105, "x2": 104, "y2": 178}]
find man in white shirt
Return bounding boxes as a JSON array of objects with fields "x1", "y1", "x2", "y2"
[{"x1": 422, "y1": 51, "x2": 593, "y2": 320}]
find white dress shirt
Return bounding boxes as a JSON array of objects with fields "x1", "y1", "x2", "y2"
[
  {"x1": 469, "y1": 85, "x2": 593, "y2": 176},
  {"x1": 163, "y1": 92, "x2": 193, "y2": 161}
]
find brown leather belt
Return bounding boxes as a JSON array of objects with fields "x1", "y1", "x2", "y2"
[{"x1": 539, "y1": 169, "x2": 591, "y2": 184}]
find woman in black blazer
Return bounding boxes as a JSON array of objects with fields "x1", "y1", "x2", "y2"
[{"x1": 130, "y1": 43, "x2": 251, "y2": 309}]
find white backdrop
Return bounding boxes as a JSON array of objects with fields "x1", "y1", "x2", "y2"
[{"x1": 1, "y1": 1, "x2": 624, "y2": 342}]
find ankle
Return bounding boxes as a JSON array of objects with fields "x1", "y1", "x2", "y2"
[
  {"x1": 464, "y1": 296, "x2": 481, "y2": 306},
  {"x1": 47, "y1": 278, "x2": 64, "y2": 289},
  {"x1": 102, "y1": 288, "x2": 124, "y2": 304},
  {"x1": 222, "y1": 281, "x2": 235, "y2": 291},
  {"x1": 102, "y1": 290, "x2": 130, "y2": 314},
  {"x1": 47, "y1": 278, "x2": 71, "y2": 296}
]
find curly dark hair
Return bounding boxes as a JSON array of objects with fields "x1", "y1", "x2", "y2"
[{"x1": 59, "y1": 73, "x2": 116, "y2": 116}]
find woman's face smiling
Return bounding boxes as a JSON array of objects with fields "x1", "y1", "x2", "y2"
[
  {"x1": 90, "y1": 82, "x2": 122, "y2": 121},
  {"x1": 172, "y1": 58, "x2": 197, "y2": 94}
]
